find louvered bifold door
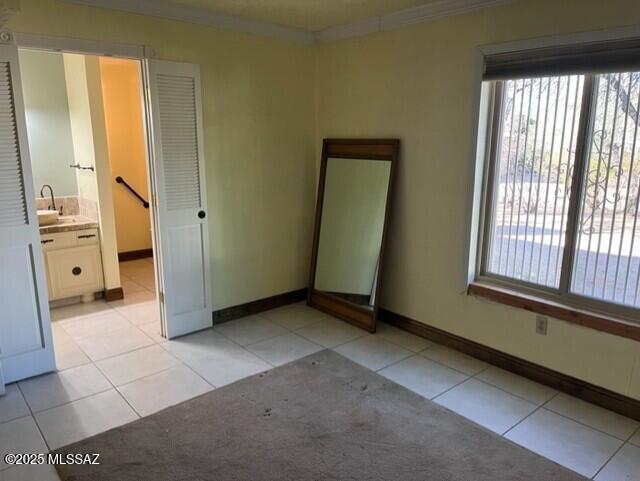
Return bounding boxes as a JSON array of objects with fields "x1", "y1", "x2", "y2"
[
  {"x1": 0, "y1": 43, "x2": 55, "y2": 384},
  {"x1": 146, "y1": 60, "x2": 211, "y2": 339}
]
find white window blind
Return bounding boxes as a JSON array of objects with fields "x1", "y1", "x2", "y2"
[
  {"x1": 571, "y1": 72, "x2": 640, "y2": 307},
  {"x1": 480, "y1": 69, "x2": 640, "y2": 315},
  {"x1": 486, "y1": 75, "x2": 584, "y2": 287}
]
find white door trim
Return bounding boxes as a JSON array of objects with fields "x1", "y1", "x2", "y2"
[{"x1": 13, "y1": 31, "x2": 151, "y2": 59}]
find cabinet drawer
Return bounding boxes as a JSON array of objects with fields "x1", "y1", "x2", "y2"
[
  {"x1": 40, "y1": 229, "x2": 100, "y2": 251},
  {"x1": 46, "y1": 245, "x2": 104, "y2": 300},
  {"x1": 76, "y1": 229, "x2": 99, "y2": 246},
  {"x1": 40, "y1": 231, "x2": 76, "y2": 251}
]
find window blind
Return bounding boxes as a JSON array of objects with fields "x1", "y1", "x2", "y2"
[{"x1": 484, "y1": 38, "x2": 640, "y2": 81}]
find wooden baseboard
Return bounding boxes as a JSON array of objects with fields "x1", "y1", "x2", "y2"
[
  {"x1": 103, "y1": 287, "x2": 124, "y2": 302},
  {"x1": 379, "y1": 309, "x2": 640, "y2": 421},
  {"x1": 118, "y1": 249, "x2": 153, "y2": 262},
  {"x1": 212, "y1": 288, "x2": 308, "y2": 325}
]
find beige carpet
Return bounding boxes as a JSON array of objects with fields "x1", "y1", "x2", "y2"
[{"x1": 55, "y1": 350, "x2": 586, "y2": 481}]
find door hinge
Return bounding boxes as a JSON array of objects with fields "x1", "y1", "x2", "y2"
[{"x1": 159, "y1": 291, "x2": 165, "y2": 304}]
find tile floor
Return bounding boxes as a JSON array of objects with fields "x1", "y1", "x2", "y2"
[{"x1": 1, "y1": 257, "x2": 638, "y2": 480}]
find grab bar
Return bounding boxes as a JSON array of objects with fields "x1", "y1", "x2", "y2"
[{"x1": 115, "y1": 176, "x2": 149, "y2": 209}]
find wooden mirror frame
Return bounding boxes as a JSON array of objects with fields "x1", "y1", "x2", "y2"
[{"x1": 307, "y1": 139, "x2": 399, "y2": 333}]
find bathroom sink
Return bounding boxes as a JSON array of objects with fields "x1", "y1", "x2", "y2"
[{"x1": 37, "y1": 209, "x2": 59, "y2": 226}]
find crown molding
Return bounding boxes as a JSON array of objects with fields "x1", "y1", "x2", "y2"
[
  {"x1": 314, "y1": 17, "x2": 381, "y2": 43},
  {"x1": 64, "y1": 0, "x2": 515, "y2": 45},
  {"x1": 0, "y1": 0, "x2": 19, "y2": 28},
  {"x1": 63, "y1": 0, "x2": 315, "y2": 44},
  {"x1": 315, "y1": 0, "x2": 515, "y2": 43}
]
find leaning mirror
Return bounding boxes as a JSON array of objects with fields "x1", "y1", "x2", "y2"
[{"x1": 308, "y1": 139, "x2": 398, "y2": 332}]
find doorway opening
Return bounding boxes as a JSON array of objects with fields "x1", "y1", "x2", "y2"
[{"x1": 19, "y1": 47, "x2": 164, "y2": 369}]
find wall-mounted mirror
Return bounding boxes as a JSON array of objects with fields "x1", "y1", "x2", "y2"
[
  {"x1": 308, "y1": 139, "x2": 398, "y2": 332},
  {"x1": 20, "y1": 49, "x2": 79, "y2": 198}
]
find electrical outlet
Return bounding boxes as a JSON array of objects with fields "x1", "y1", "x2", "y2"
[{"x1": 536, "y1": 315, "x2": 548, "y2": 335}]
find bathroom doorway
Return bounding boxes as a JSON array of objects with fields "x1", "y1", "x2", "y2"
[
  {"x1": 0, "y1": 34, "x2": 211, "y2": 386},
  {"x1": 19, "y1": 48, "x2": 164, "y2": 369}
]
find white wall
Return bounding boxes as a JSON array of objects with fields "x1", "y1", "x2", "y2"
[{"x1": 19, "y1": 49, "x2": 77, "y2": 197}]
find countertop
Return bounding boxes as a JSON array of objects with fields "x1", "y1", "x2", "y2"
[{"x1": 39, "y1": 215, "x2": 99, "y2": 235}]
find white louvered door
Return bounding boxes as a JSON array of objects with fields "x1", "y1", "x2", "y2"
[
  {"x1": 0, "y1": 43, "x2": 55, "y2": 385},
  {"x1": 146, "y1": 60, "x2": 211, "y2": 339}
]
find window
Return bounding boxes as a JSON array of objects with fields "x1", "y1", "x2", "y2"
[{"x1": 479, "y1": 70, "x2": 640, "y2": 316}]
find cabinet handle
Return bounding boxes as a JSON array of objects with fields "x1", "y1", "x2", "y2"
[
  {"x1": 78, "y1": 234, "x2": 96, "y2": 239},
  {"x1": 41, "y1": 239, "x2": 54, "y2": 244},
  {"x1": 72, "y1": 266, "x2": 82, "y2": 276}
]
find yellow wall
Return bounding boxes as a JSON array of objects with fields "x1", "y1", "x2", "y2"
[
  {"x1": 9, "y1": 0, "x2": 640, "y2": 399},
  {"x1": 99, "y1": 57, "x2": 152, "y2": 254},
  {"x1": 316, "y1": 0, "x2": 640, "y2": 400},
  {"x1": 9, "y1": 0, "x2": 317, "y2": 309}
]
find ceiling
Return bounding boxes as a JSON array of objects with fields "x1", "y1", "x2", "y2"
[{"x1": 167, "y1": 0, "x2": 440, "y2": 31}]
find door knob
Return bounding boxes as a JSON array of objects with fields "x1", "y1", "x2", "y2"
[{"x1": 198, "y1": 210, "x2": 206, "y2": 219}]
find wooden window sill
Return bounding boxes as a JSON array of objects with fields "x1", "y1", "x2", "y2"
[{"x1": 468, "y1": 282, "x2": 640, "y2": 342}]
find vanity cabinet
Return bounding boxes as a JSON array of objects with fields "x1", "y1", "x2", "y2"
[{"x1": 40, "y1": 229, "x2": 104, "y2": 302}]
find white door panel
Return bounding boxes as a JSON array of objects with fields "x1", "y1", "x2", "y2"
[
  {"x1": 0, "y1": 41, "x2": 55, "y2": 386},
  {"x1": 145, "y1": 59, "x2": 211, "y2": 339},
  {"x1": 168, "y1": 224, "x2": 206, "y2": 316},
  {"x1": 0, "y1": 245, "x2": 44, "y2": 355}
]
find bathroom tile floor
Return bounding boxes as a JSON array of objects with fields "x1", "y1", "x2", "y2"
[{"x1": 1, "y1": 257, "x2": 638, "y2": 480}]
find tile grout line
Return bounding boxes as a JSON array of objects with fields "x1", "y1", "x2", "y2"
[
  {"x1": 537, "y1": 391, "x2": 640, "y2": 441},
  {"x1": 42, "y1": 302, "x2": 639, "y2": 478},
  {"x1": 29, "y1": 264, "x2": 163, "y2": 440},
  {"x1": 500, "y1": 395, "x2": 556, "y2": 438},
  {"x1": 90, "y1": 345, "x2": 187, "y2": 419},
  {"x1": 66, "y1": 327, "x2": 157, "y2": 365},
  {"x1": 371, "y1": 351, "x2": 422, "y2": 373},
  {"x1": 266, "y1": 308, "x2": 484, "y2": 387},
  {"x1": 420, "y1": 352, "x2": 490, "y2": 379},
  {"x1": 295, "y1": 330, "x2": 368, "y2": 350},
  {"x1": 48, "y1": 288, "x2": 189, "y2": 422},
  {"x1": 590, "y1": 425, "x2": 639, "y2": 480},
  {"x1": 15, "y1": 382, "x2": 52, "y2": 453},
  {"x1": 367, "y1": 323, "x2": 638, "y2": 443},
  {"x1": 25, "y1": 330, "x2": 117, "y2": 421},
  {"x1": 429, "y1": 370, "x2": 481, "y2": 403},
  {"x1": 112, "y1": 350, "x2": 218, "y2": 418},
  {"x1": 629, "y1": 425, "x2": 640, "y2": 447},
  {"x1": 468, "y1": 368, "x2": 558, "y2": 406},
  {"x1": 501, "y1": 389, "x2": 636, "y2": 448},
  {"x1": 214, "y1": 319, "x2": 295, "y2": 349}
]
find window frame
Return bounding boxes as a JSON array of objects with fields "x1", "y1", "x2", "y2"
[{"x1": 475, "y1": 73, "x2": 640, "y2": 326}]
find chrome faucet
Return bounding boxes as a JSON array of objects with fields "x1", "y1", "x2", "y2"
[{"x1": 40, "y1": 184, "x2": 57, "y2": 213}]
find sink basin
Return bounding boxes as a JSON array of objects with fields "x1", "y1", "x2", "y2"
[{"x1": 37, "y1": 209, "x2": 59, "y2": 226}]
